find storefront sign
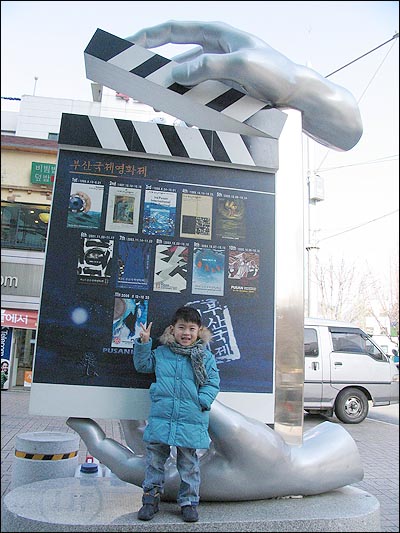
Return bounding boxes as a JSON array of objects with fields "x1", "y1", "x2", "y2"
[
  {"x1": 1, "y1": 308, "x2": 38, "y2": 329},
  {"x1": 0, "y1": 262, "x2": 44, "y2": 298},
  {"x1": 30, "y1": 162, "x2": 56, "y2": 185},
  {"x1": 1, "y1": 274, "x2": 18, "y2": 288},
  {"x1": 1, "y1": 327, "x2": 12, "y2": 390}
]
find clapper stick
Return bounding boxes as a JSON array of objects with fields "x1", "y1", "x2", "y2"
[{"x1": 84, "y1": 28, "x2": 286, "y2": 140}]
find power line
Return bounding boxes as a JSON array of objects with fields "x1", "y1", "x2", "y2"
[
  {"x1": 325, "y1": 32, "x2": 399, "y2": 78},
  {"x1": 356, "y1": 41, "x2": 397, "y2": 104},
  {"x1": 316, "y1": 33, "x2": 399, "y2": 171},
  {"x1": 318, "y1": 210, "x2": 399, "y2": 242},
  {"x1": 318, "y1": 155, "x2": 399, "y2": 173}
]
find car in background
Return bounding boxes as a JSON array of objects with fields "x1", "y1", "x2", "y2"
[{"x1": 304, "y1": 318, "x2": 399, "y2": 424}]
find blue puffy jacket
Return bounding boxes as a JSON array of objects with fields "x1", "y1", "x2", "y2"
[{"x1": 134, "y1": 328, "x2": 220, "y2": 449}]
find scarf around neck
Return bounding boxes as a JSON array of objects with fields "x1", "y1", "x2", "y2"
[{"x1": 169, "y1": 340, "x2": 208, "y2": 386}]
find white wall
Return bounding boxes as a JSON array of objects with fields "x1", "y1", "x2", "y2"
[
  {"x1": 1, "y1": 89, "x2": 176, "y2": 140},
  {"x1": 1, "y1": 110, "x2": 18, "y2": 133}
]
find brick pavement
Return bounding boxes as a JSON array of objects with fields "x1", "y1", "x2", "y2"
[{"x1": 1, "y1": 389, "x2": 398, "y2": 532}]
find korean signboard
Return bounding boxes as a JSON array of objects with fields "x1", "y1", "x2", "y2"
[{"x1": 30, "y1": 162, "x2": 56, "y2": 185}]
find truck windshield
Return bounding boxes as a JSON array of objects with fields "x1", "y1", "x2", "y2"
[{"x1": 331, "y1": 331, "x2": 386, "y2": 361}]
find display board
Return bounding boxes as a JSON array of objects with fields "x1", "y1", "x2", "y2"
[
  {"x1": 32, "y1": 145, "x2": 275, "y2": 398},
  {"x1": 28, "y1": 101, "x2": 305, "y2": 427},
  {"x1": 29, "y1": 25, "x2": 305, "y2": 435}
]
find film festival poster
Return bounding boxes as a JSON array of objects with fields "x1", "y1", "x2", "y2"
[
  {"x1": 142, "y1": 189, "x2": 177, "y2": 236},
  {"x1": 180, "y1": 192, "x2": 213, "y2": 240},
  {"x1": 77, "y1": 236, "x2": 115, "y2": 286},
  {"x1": 215, "y1": 196, "x2": 247, "y2": 241},
  {"x1": 228, "y1": 248, "x2": 260, "y2": 295},
  {"x1": 192, "y1": 246, "x2": 225, "y2": 296},
  {"x1": 105, "y1": 185, "x2": 141, "y2": 233},
  {"x1": 116, "y1": 237, "x2": 152, "y2": 291},
  {"x1": 112, "y1": 295, "x2": 149, "y2": 348},
  {"x1": 67, "y1": 180, "x2": 104, "y2": 229},
  {"x1": 153, "y1": 242, "x2": 189, "y2": 293}
]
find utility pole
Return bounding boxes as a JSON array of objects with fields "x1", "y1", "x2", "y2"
[
  {"x1": 303, "y1": 53, "x2": 323, "y2": 318},
  {"x1": 305, "y1": 136, "x2": 323, "y2": 317}
]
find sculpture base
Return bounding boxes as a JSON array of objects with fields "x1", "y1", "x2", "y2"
[{"x1": 1, "y1": 477, "x2": 380, "y2": 532}]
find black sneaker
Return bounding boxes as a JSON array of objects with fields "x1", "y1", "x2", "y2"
[
  {"x1": 181, "y1": 505, "x2": 199, "y2": 522},
  {"x1": 137, "y1": 503, "x2": 159, "y2": 521},
  {"x1": 137, "y1": 493, "x2": 159, "y2": 521}
]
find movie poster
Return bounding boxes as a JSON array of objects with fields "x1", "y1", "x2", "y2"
[
  {"x1": 67, "y1": 181, "x2": 104, "y2": 229},
  {"x1": 153, "y1": 243, "x2": 189, "y2": 293},
  {"x1": 228, "y1": 249, "x2": 260, "y2": 295},
  {"x1": 215, "y1": 196, "x2": 246, "y2": 240},
  {"x1": 180, "y1": 193, "x2": 213, "y2": 240},
  {"x1": 116, "y1": 238, "x2": 152, "y2": 290},
  {"x1": 142, "y1": 189, "x2": 176, "y2": 236},
  {"x1": 77, "y1": 236, "x2": 114, "y2": 285},
  {"x1": 192, "y1": 246, "x2": 225, "y2": 296},
  {"x1": 112, "y1": 296, "x2": 149, "y2": 348},
  {"x1": 105, "y1": 185, "x2": 141, "y2": 233}
]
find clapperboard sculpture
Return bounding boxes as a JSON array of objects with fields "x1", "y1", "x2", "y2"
[
  {"x1": 84, "y1": 28, "x2": 284, "y2": 138},
  {"x1": 30, "y1": 28, "x2": 304, "y2": 443}
]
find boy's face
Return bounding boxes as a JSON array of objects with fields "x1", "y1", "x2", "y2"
[{"x1": 171, "y1": 319, "x2": 200, "y2": 347}]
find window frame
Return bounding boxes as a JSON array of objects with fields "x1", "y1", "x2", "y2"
[
  {"x1": 304, "y1": 327, "x2": 319, "y2": 357},
  {"x1": 1, "y1": 201, "x2": 50, "y2": 251}
]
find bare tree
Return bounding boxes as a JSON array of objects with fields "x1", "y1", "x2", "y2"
[
  {"x1": 313, "y1": 253, "x2": 399, "y2": 348},
  {"x1": 314, "y1": 256, "x2": 375, "y2": 323},
  {"x1": 364, "y1": 254, "x2": 399, "y2": 346}
]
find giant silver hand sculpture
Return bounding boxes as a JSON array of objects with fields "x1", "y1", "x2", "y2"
[
  {"x1": 67, "y1": 399, "x2": 363, "y2": 501},
  {"x1": 126, "y1": 20, "x2": 363, "y2": 152}
]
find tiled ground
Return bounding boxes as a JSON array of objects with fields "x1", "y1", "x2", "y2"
[{"x1": 1, "y1": 389, "x2": 399, "y2": 531}]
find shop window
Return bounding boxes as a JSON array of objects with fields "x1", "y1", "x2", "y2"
[
  {"x1": 1, "y1": 202, "x2": 50, "y2": 251},
  {"x1": 13, "y1": 328, "x2": 35, "y2": 387}
]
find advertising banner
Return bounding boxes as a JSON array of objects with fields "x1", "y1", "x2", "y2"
[{"x1": 1, "y1": 326, "x2": 12, "y2": 390}]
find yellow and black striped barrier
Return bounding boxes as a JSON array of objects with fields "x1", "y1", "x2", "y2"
[
  {"x1": 15, "y1": 450, "x2": 78, "y2": 461},
  {"x1": 11, "y1": 431, "x2": 80, "y2": 489}
]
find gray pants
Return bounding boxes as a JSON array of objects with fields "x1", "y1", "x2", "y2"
[{"x1": 143, "y1": 442, "x2": 200, "y2": 506}]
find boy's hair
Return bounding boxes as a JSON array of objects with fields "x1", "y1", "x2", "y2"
[{"x1": 171, "y1": 306, "x2": 202, "y2": 327}]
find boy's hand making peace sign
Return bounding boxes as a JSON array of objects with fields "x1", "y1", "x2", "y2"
[{"x1": 139, "y1": 322, "x2": 153, "y2": 343}]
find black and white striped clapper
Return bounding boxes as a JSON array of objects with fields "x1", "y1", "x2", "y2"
[
  {"x1": 84, "y1": 28, "x2": 284, "y2": 139},
  {"x1": 58, "y1": 112, "x2": 280, "y2": 170}
]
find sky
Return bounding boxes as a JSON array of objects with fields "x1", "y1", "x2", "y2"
[{"x1": 1, "y1": 1, "x2": 399, "y2": 304}]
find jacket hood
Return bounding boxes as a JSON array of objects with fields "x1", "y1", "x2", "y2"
[{"x1": 159, "y1": 326, "x2": 213, "y2": 346}]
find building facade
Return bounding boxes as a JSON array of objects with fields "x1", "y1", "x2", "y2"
[
  {"x1": 1, "y1": 89, "x2": 166, "y2": 389},
  {"x1": 1, "y1": 135, "x2": 56, "y2": 389}
]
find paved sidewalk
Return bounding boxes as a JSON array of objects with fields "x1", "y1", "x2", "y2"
[{"x1": 1, "y1": 389, "x2": 398, "y2": 532}]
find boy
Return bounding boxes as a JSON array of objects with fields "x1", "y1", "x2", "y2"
[{"x1": 134, "y1": 306, "x2": 220, "y2": 522}]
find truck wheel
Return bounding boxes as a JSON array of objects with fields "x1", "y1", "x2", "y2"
[{"x1": 334, "y1": 388, "x2": 368, "y2": 424}]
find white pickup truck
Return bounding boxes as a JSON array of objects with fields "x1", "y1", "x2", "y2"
[{"x1": 303, "y1": 317, "x2": 399, "y2": 423}]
